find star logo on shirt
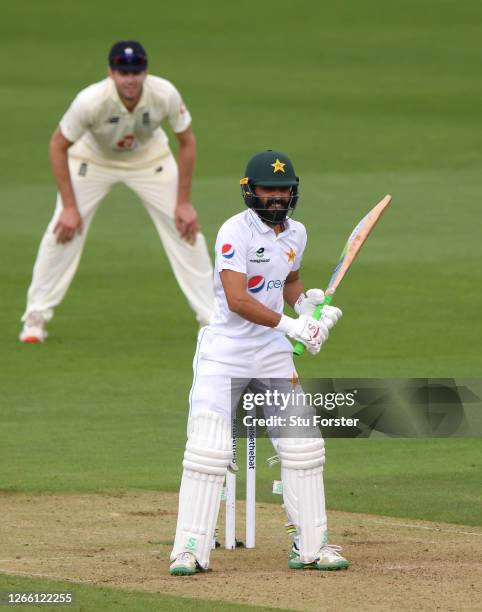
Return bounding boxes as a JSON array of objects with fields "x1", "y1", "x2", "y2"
[
  {"x1": 271, "y1": 158, "x2": 286, "y2": 173},
  {"x1": 286, "y1": 248, "x2": 296, "y2": 263}
]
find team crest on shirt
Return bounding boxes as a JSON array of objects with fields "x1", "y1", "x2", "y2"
[
  {"x1": 221, "y1": 244, "x2": 235, "y2": 259},
  {"x1": 247, "y1": 275, "x2": 265, "y2": 293},
  {"x1": 286, "y1": 248, "x2": 296, "y2": 263}
]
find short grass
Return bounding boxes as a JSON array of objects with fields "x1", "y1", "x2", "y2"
[
  {"x1": 0, "y1": 175, "x2": 480, "y2": 525},
  {"x1": 0, "y1": 575, "x2": 290, "y2": 611}
]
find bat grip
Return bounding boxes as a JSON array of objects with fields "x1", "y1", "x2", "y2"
[{"x1": 293, "y1": 294, "x2": 333, "y2": 356}]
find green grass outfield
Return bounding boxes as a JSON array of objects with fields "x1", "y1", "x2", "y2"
[
  {"x1": 0, "y1": 575, "x2": 292, "y2": 612},
  {"x1": 1, "y1": 0, "x2": 482, "y2": 608}
]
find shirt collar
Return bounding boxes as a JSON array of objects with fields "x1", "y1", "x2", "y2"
[{"x1": 247, "y1": 209, "x2": 296, "y2": 236}]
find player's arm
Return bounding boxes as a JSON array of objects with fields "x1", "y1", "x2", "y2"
[
  {"x1": 220, "y1": 269, "x2": 329, "y2": 354},
  {"x1": 50, "y1": 127, "x2": 83, "y2": 244},
  {"x1": 220, "y1": 269, "x2": 282, "y2": 327},
  {"x1": 283, "y1": 269, "x2": 305, "y2": 308},
  {"x1": 174, "y1": 126, "x2": 198, "y2": 244}
]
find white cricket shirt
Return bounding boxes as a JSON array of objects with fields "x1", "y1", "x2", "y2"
[
  {"x1": 59, "y1": 75, "x2": 191, "y2": 169},
  {"x1": 210, "y1": 209, "x2": 307, "y2": 340}
]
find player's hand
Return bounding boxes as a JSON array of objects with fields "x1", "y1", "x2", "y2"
[
  {"x1": 294, "y1": 288, "x2": 325, "y2": 316},
  {"x1": 275, "y1": 314, "x2": 329, "y2": 355},
  {"x1": 175, "y1": 202, "x2": 199, "y2": 245},
  {"x1": 54, "y1": 206, "x2": 83, "y2": 244},
  {"x1": 320, "y1": 304, "x2": 342, "y2": 330},
  {"x1": 295, "y1": 289, "x2": 342, "y2": 330}
]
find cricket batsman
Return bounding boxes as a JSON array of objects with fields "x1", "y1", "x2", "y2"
[
  {"x1": 169, "y1": 150, "x2": 349, "y2": 575},
  {"x1": 20, "y1": 41, "x2": 213, "y2": 343}
]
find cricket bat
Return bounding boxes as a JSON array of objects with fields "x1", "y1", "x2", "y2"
[{"x1": 293, "y1": 194, "x2": 392, "y2": 356}]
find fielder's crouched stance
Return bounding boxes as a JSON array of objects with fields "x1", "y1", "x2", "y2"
[
  {"x1": 20, "y1": 41, "x2": 213, "y2": 343},
  {"x1": 170, "y1": 150, "x2": 348, "y2": 575}
]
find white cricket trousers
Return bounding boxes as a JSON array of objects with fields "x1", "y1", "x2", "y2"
[
  {"x1": 188, "y1": 327, "x2": 300, "y2": 427},
  {"x1": 22, "y1": 153, "x2": 214, "y2": 325}
]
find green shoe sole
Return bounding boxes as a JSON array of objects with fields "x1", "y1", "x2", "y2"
[
  {"x1": 288, "y1": 558, "x2": 349, "y2": 571},
  {"x1": 170, "y1": 566, "x2": 199, "y2": 576},
  {"x1": 288, "y1": 559, "x2": 316, "y2": 570}
]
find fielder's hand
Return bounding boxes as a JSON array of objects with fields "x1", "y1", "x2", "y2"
[
  {"x1": 275, "y1": 314, "x2": 329, "y2": 355},
  {"x1": 175, "y1": 201, "x2": 199, "y2": 245},
  {"x1": 294, "y1": 289, "x2": 343, "y2": 330},
  {"x1": 54, "y1": 206, "x2": 83, "y2": 244}
]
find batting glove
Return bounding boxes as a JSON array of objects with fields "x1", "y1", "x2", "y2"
[
  {"x1": 294, "y1": 289, "x2": 343, "y2": 330},
  {"x1": 275, "y1": 314, "x2": 329, "y2": 355}
]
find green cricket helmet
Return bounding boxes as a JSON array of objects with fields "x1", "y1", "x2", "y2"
[{"x1": 240, "y1": 150, "x2": 299, "y2": 225}]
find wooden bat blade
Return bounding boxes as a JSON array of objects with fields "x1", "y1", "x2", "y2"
[
  {"x1": 293, "y1": 194, "x2": 392, "y2": 357},
  {"x1": 326, "y1": 194, "x2": 392, "y2": 294}
]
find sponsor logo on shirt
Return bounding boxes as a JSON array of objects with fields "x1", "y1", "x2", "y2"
[
  {"x1": 116, "y1": 134, "x2": 137, "y2": 150},
  {"x1": 107, "y1": 116, "x2": 120, "y2": 123},
  {"x1": 247, "y1": 275, "x2": 285, "y2": 293},
  {"x1": 142, "y1": 111, "x2": 150, "y2": 126},
  {"x1": 247, "y1": 275, "x2": 265, "y2": 293},
  {"x1": 266, "y1": 279, "x2": 286, "y2": 290},
  {"x1": 249, "y1": 246, "x2": 270, "y2": 263},
  {"x1": 222, "y1": 244, "x2": 235, "y2": 259}
]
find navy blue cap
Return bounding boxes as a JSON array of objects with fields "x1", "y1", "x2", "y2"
[{"x1": 108, "y1": 41, "x2": 148, "y2": 72}]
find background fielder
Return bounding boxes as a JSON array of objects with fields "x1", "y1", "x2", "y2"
[
  {"x1": 169, "y1": 150, "x2": 348, "y2": 575},
  {"x1": 20, "y1": 40, "x2": 214, "y2": 343}
]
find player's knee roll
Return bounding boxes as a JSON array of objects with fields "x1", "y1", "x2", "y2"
[
  {"x1": 183, "y1": 411, "x2": 232, "y2": 475},
  {"x1": 278, "y1": 438, "x2": 325, "y2": 470}
]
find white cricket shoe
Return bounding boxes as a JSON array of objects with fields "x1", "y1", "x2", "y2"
[
  {"x1": 288, "y1": 543, "x2": 349, "y2": 571},
  {"x1": 315, "y1": 544, "x2": 349, "y2": 570},
  {"x1": 169, "y1": 552, "x2": 202, "y2": 576},
  {"x1": 19, "y1": 311, "x2": 48, "y2": 344}
]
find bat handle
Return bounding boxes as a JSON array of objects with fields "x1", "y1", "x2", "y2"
[{"x1": 293, "y1": 294, "x2": 333, "y2": 356}]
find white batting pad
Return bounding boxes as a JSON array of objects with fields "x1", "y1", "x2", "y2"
[
  {"x1": 171, "y1": 411, "x2": 232, "y2": 568},
  {"x1": 278, "y1": 437, "x2": 327, "y2": 564}
]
